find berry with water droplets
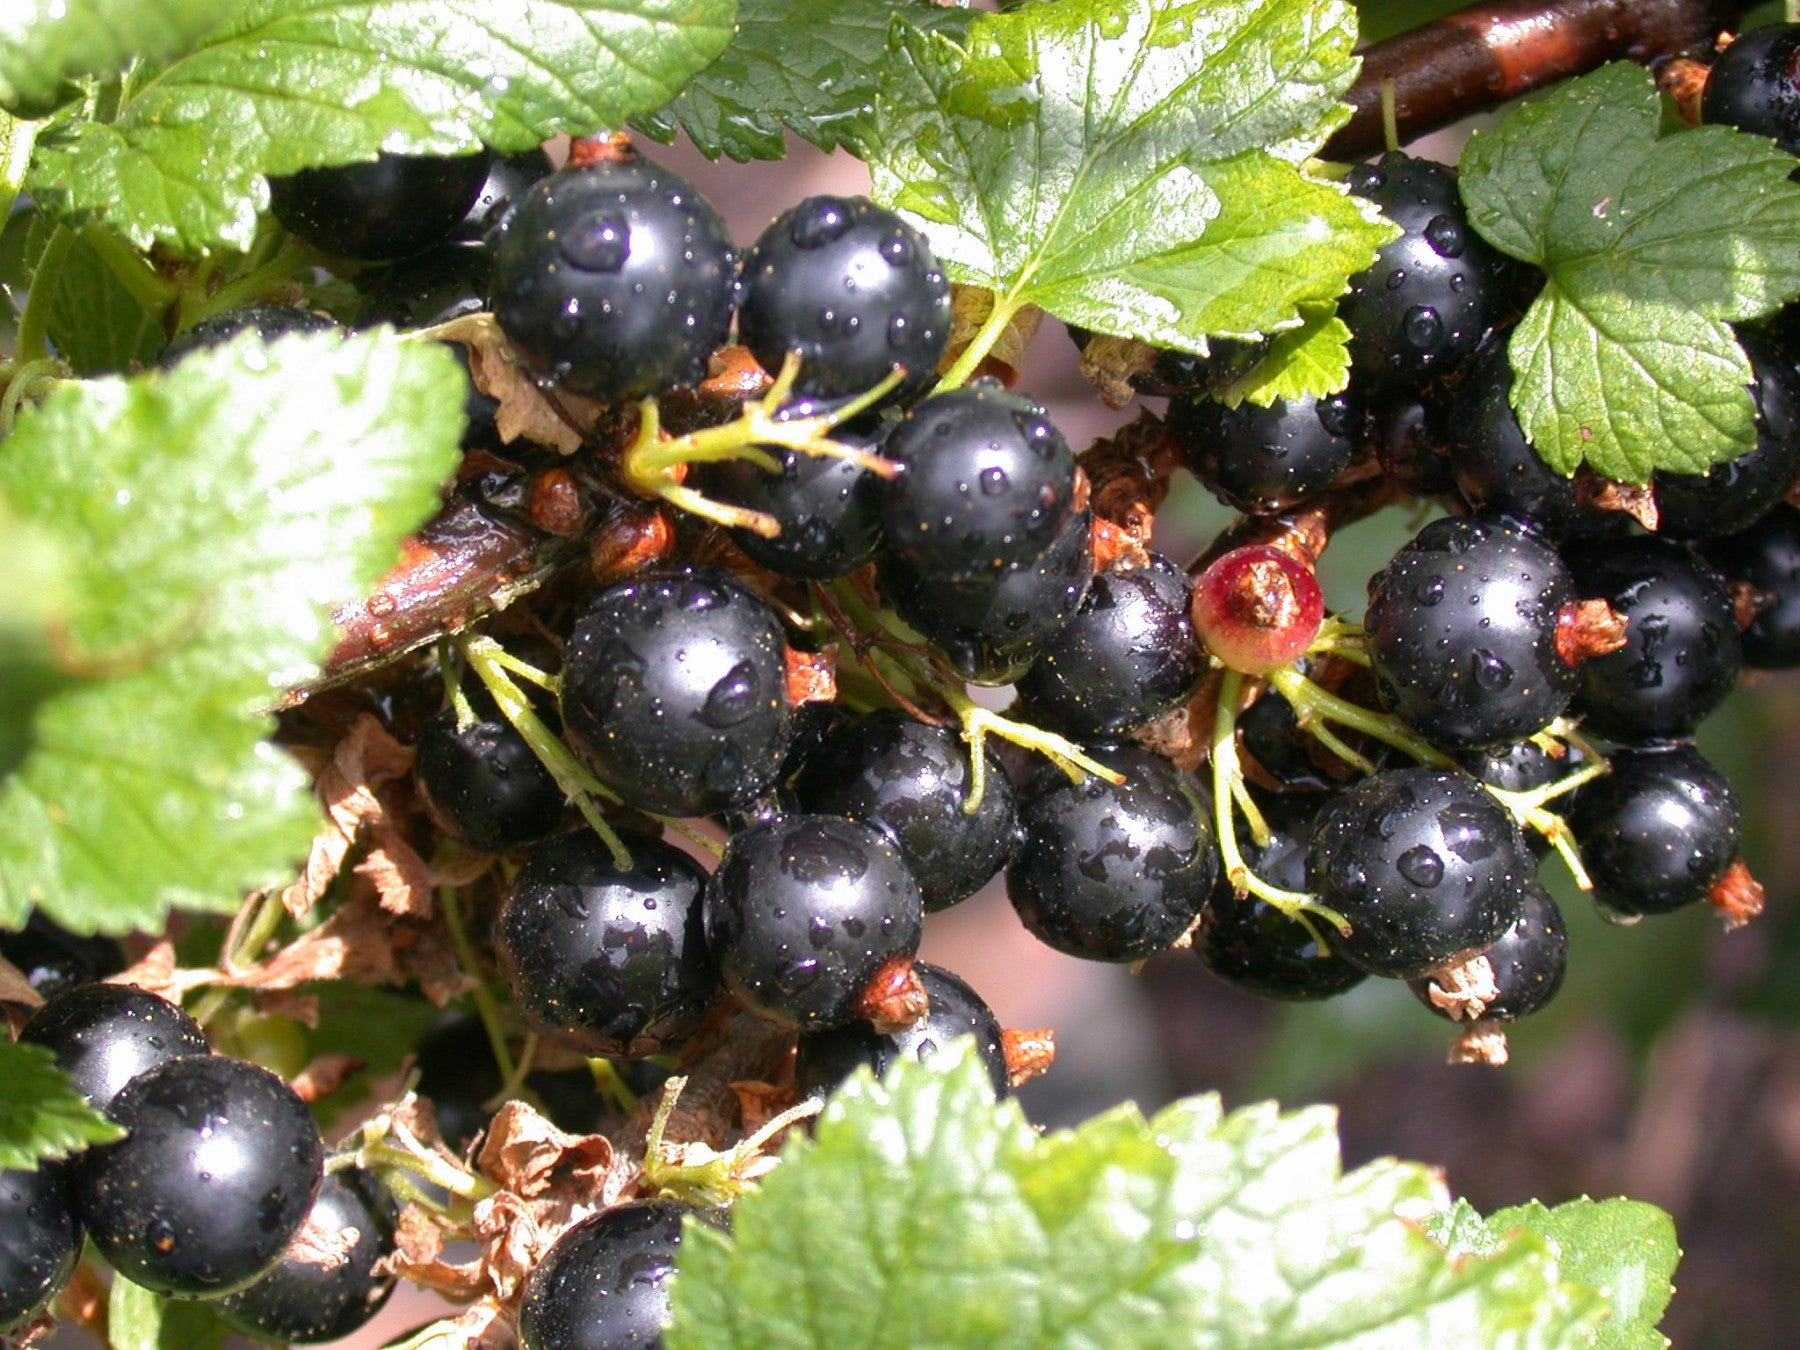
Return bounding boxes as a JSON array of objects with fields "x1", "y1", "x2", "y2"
[
  {"x1": 1410, "y1": 881, "x2": 1567, "y2": 1024},
  {"x1": 1169, "y1": 388, "x2": 1365, "y2": 515},
  {"x1": 703, "y1": 814, "x2": 924, "y2": 1031},
  {"x1": 0, "y1": 1162, "x2": 82, "y2": 1334},
  {"x1": 518, "y1": 1202, "x2": 689, "y2": 1350},
  {"x1": 496, "y1": 830, "x2": 717, "y2": 1057},
  {"x1": 490, "y1": 155, "x2": 735, "y2": 401},
  {"x1": 1305, "y1": 766, "x2": 1531, "y2": 979},
  {"x1": 269, "y1": 150, "x2": 494, "y2": 262},
  {"x1": 736, "y1": 195, "x2": 951, "y2": 399},
  {"x1": 1703, "y1": 501, "x2": 1800, "y2": 668},
  {"x1": 20, "y1": 982, "x2": 209, "y2": 1114},
  {"x1": 414, "y1": 697, "x2": 566, "y2": 853},
  {"x1": 1702, "y1": 24, "x2": 1800, "y2": 155},
  {"x1": 697, "y1": 430, "x2": 884, "y2": 580}
]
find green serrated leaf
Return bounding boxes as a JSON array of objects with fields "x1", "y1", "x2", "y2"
[
  {"x1": 0, "y1": 1040, "x2": 126, "y2": 1170},
  {"x1": 863, "y1": 0, "x2": 1392, "y2": 365},
  {"x1": 666, "y1": 1044, "x2": 1609, "y2": 1350},
  {"x1": 0, "y1": 2, "x2": 226, "y2": 116},
  {"x1": 25, "y1": 0, "x2": 735, "y2": 254},
  {"x1": 0, "y1": 329, "x2": 463, "y2": 935},
  {"x1": 1491, "y1": 1200, "x2": 1679, "y2": 1350},
  {"x1": 1459, "y1": 61, "x2": 1800, "y2": 482},
  {"x1": 1220, "y1": 305, "x2": 1351, "y2": 407},
  {"x1": 635, "y1": 0, "x2": 973, "y2": 161},
  {"x1": 108, "y1": 1270, "x2": 162, "y2": 1350}
]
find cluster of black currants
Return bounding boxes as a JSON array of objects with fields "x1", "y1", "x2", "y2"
[{"x1": 0, "y1": 977, "x2": 396, "y2": 1344}]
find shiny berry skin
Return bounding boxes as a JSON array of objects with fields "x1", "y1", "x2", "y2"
[
  {"x1": 496, "y1": 830, "x2": 716, "y2": 1057},
  {"x1": 1703, "y1": 502, "x2": 1800, "y2": 667},
  {"x1": 1702, "y1": 24, "x2": 1800, "y2": 154},
  {"x1": 1365, "y1": 516, "x2": 1578, "y2": 749},
  {"x1": 1196, "y1": 798, "x2": 1367, "y2": 1002},
  {"x1": 1006, "y1": 745, "x2": 1218, "y2": 963},
  {"x1": 268, "y1": 150, "x2": 494, "y2": 261},
  {"x1": 1168, "y1": 387, "x2": 1364, "y2": 515},
  {"x1": 1564, "y1": 535, "x2": 1741, "y2": 743},
  {"x1": 1305, "y1": 767, "x2": 1532, "y2": 979},
  {"x1": 155, "y1": 304, "x2": 337, "y2": 368},
  {"x1": 880, "y1": 503, "x2": 1095, "y2": 686},
  {"x1": 490, "y1": 157, "x2": 735, "y2": 401},
  {"x1": 1193, "y1": 544, "x2": 1325, "y2": 676},
  {"x1": 0, "y1": 1163, "x2": 81, "y2": 1334},
  {"x1": 213, "y1": 1169, "x2": 397, "y2": 1345},
  {"x1": 697, "y1": 436, "x2": 883, "y2": 580},
  {"x1": 76, "y1": 1054, "x2": 324, "y2": 1296},
  {"x1": 561, "y1": 569, "x2": 795, "y2": 817},
  {"x1": 0, "y1": 912, "x2": 124, "y2": 1000},
  {"x1": 1016, "y1": 554, "x2": 1204, "y2": 737},
  {"x1": 20, "y1": 982, "x2": 209, "y2": 1113},
  {"x1": 791, "y1": 711, "x2": 1017, "y2": 912},
  {"x1": 1342, "y1": 152, "x2": 1510, "y2": 387},
  {"x1": 736, "y1": 195, "x2": 951, "y2": 399},
  {"x1": 1446, "y1": 339, "x2": 1605, "y2": 541},
  {"x1": 414, "y1": 702, "x2": 565, "y2": 853},
  {"x1": 452, "y1": 148, "x2": 555, "y2": 244},
  {"x1": 795, "y1": 961, "x2": 1009, "y2": 1101},
  {"x1": 1569, "y1": 743, "x2": 1742, "y2": 917},
  {"x1": 878, "y1": 385, "x2": 1078, "y2": 583},
  {"x1": 703, "y1": 814, "x2": 924, "y2": 1031},
  {"x1": 1652, "y1": 329, "x2": 1800, "y2": 539},
  {"x1": 518, "y1": 1202, "x2": 688, "y2": 1350},
  {"x1": 1410, "y1": 881, "x2": 1566, "y2": 1024}
]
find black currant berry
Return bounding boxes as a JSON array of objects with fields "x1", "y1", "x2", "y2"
[
  {"x1": 878, "y1": 385, "x2": 1078, "y2": 583},
  {"x1": 561, "y1": 569, "x2": 795, "y2": 817},
  {"x1": 20, "y1": 982, "x2": 209, "y2": 1113},
  {"x1": 213, "y1": 1169, "x2": 397, "y2": 1345},
  {"x1": 791, "y1": 710, "x2": 1018, "y2": 912},
  {"x1": 0, "y1": 1163, "x2": 82, "y2": 1334},
  {"x1": 1569, "y1": 743, "x2": 1742, "y2": 916},
  {"x1": 1372, "y1": 389, "x2": 1455, "y2": 498},
  {"x1": 518, "y1": 1202, "x2": 688, "y2": 1350},
  {"x1": 76, "y1": 1054, "x2": 324, "y2": 1296},
  {"x1": 1365, "y1": 516, "x2": 1578, "y2": 749},
  {"x1": 1409, "y1": 881, "x2": 1567, "y2": 1023},
  {"x1": 703, "y1": 814, "x2": 924, "y2": 1031},
  {"x1": 1168, "y1": 387, "x2": 1364, "y2": 515},
  {"x1": 268, "y1": 150, "x2": 494, "y2": 261},
  {"x1": 696, "y1": 436, "x2": 883, "y2": 580},
  {"x1": 1564, "y1": 535, "x2": 1741, "y2": 743},
  {"x1": 0, "y1": 911, "x2": 124, "y2": 1000},
  {"x1": 1446, "y1": 338, "x2": 1605, "y2": 541},
  {"x1": 879, "y1": 502, "x2": 1095, "y2": 685},
  {"x1": 1652, "y1": 329, "x2": 1800, "y2": 538},
  {"x1": 1006, "y1": 745, "x2": 1218, "y2": 963},
  {"x1": 1704, "y1": 502, "x2": 1800, "y2": 667},
  {"x1": 1702, "y1": 24, "x2": 1800, "y2": 155},
  {"x1": 496, "y1": 830, "x2": 716, "y2": 1058},
  {"x1": 795, "y1": 961, "x2": 1009, "y2": 1101},
  {"x1": 489, "y1": 156, "x2": 735, "y2": 401},
  {"x1": 1305, "y1": 767, "x2": 1532, "y2": 979},
  {"x1": 1456, "y1": 739, "x2": 1582, "y2": 855},
  {"x1": 155, "y1": 305, "x2": 338, "y2": 369},
  {"x1": 1342, "y1": 152, "x2": 1510, "y2": 387},
  {"x1": 736, "y1": 195, "x2": 951, "y2": 399},
  {"x1": 414, "y1": 699, "x2": 565, "y2": 853},
  {"x1": 1015, "y1": 554, "x2": 1204, "y2": 737},
  {"x1": 1196, "y1": 798, "x2": 1367, "y2": 1002}
]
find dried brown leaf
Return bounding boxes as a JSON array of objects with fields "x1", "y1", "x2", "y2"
[
  {"x1": 476, "y1": 1100, "x2": 615, "y2": 1201},
  {"x1": 282, "y1": 714, "x2": 418, "y2": 921},
  {"x1": 0, "y1": 956, "x2": 44, "y2": 1013},
  {"x1": 432, "y1": 313, "x2": 604, "y2": 454},
  {"x1": 289, "y1": 1053, "x2": 365, "y2": 1104}
]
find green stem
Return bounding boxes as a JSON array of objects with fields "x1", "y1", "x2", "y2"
[
  {"x1": 483, "y1": 1032, "x2": 539, "y2": 1113},
  {"x1": 933, "y1": 291, "x2": 1025, "y2": 393},
  {"x1": 935, "y1": 678, "x2": 1124, "y2": 816},
  {"x1": 437, "y1": 883, "x2": 516, "y2": 1086},
  {"x1": 80, "y1": 226, "x2": 179, "y2": 313},
  {"x1": 0, "y1": 114, "x2": 38, "y2": 227},
  {"x1": 362, "y1": 1141, "x2": 496, "y2": 1202},
  {"x1": 1267, "y1": 665, "x2": 1452, "y2": 769},
  {"x1": 461, "y1": 634, "x2": 635, "y2": 870},
  {"x1": 191, "y1": 889, "x2": 290, "y2": 1025},
  {"x1": 180, "y1": 240, "x2": 312, "y2": 327},
  {"x1": 15, "y1": 224, "x2": 73, "y2": 363}
]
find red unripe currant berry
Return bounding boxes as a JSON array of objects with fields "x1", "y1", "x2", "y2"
[{"x1": 1192, "y1": 545, "x2": 1324, "y2": 675}]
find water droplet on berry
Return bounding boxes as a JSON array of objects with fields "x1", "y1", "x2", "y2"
[
  {"x1": 1424, "y1": 213, "x2": 1466, "y2": 257},
  {"x1": 559, "y1": 210, "x2": 630, "y2": 272},
  {"x1": 1470, "y1": 648, "x2": 1514, "y2": 690},
  {"x1": 1403, "y1": 305, "x2": 1444, "y2": 351},
  {"x1": 978, "y1": 467, "x2": 1008, "y2": 496},
  {"x1": 789, "y1": 197, "x2": 853, "y2": 248},
  {"x1": 1396, "y1": 845, "x2": 1443, "y2": 887}
]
